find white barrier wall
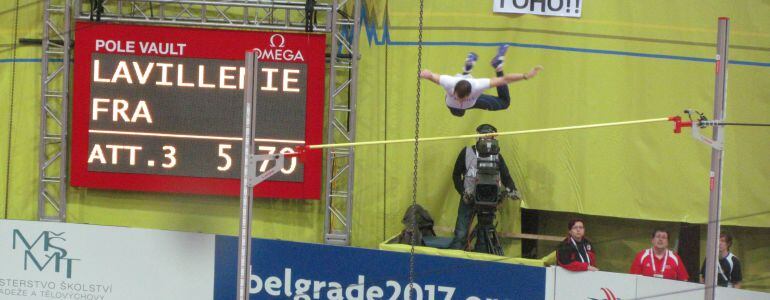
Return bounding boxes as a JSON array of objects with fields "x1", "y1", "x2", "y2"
[
  {"x1": 715, "y1": 286, "x2": 770, "y2": 300},
  {"x1": 0, "y1": 220, "x2": 215, "y2": 300},
  {"x1": 3, "y1": 219, "x2": 769, "y2": 300},
  {"x1": 548, "y1": 266, "x2": 770, "y2": 300},
  {"x1": 549, "y1": 267, "x2": 637, "y2": 299},
  {"x1": 636, "y1": 275, "x2": 703, "y2": 299}
]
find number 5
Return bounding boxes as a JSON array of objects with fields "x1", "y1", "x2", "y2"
[{"x1": 218, "y1": 144, "x2": 232, "y2": 171}]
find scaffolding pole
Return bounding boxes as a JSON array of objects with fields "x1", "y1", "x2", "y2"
[
  {"x1": 323, "y1": 0, "x2": 361, "y2": 246},
  {"x1": 38, "y1": 0, "x2": 72, "y2": 222}
]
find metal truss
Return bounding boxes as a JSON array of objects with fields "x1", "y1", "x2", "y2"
[
  {"x1": 39, "y1": 0, "x2": 72, "y2": 221},
  {"x1": 73, "y1": 0, "x2": 361, "y2": 244},
  {"x1": 324, "y1": 0, "x2": 360, "y2": 246},
  {"x1": 75, "y1": 0, "x2": 335, "y2": 32}
]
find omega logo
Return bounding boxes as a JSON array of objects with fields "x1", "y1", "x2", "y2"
[{"x1": 270, "y1": 34, "x2": 286, "y2": 48}]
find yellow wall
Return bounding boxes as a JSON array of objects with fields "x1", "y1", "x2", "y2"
[{"x1": 369, "y1": 0, "x2": 770, "y2": 228}]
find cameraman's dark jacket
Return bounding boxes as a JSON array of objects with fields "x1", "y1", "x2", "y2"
[{"x1": 452, "y1": 145, "x2": 517, "y2": 195}]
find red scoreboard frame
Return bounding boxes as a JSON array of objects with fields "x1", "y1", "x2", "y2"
[{"x1": 71, "y1": 21, "x2": 325, "y2": 199}]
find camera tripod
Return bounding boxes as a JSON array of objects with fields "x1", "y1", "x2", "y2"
[{"x1": 468, "y1": 205, "x2": 504, "y2": 256}]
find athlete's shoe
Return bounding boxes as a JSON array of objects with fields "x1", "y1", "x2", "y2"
[
  {"x1": 464, "y1": 52, "x2": 479, "y2": 74},
  {"x1": 490, "y1": 44, "x2": 509, "y2": 72}
]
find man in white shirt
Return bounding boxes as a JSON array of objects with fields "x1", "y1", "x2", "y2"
[{"x1": 419, "y1": 45, "x2": 543, "y2": 117}]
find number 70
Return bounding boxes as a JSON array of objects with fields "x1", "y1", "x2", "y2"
[
  {"x1": 217, "y1": 144, "x2": 298, "y2": 175},
  {"x1": 257, "y1": 146, "x2": 298, "y2": 174}
]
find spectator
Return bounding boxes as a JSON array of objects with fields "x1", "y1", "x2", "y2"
[
  {"x1": 557, "y1": 218, "x2": 598, "y2": 271},
  {"x1": 630, "y1": 228, "x2": 689, "y2": 281},
  {"x1": 700, "y1": 232, "x2": 742, "y2": 288}
]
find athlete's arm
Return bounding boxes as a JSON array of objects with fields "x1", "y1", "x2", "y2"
[
  {"x1": 419, "y1": 70, "x2": 441, "y2": 84},
  {"x1": 490, "y1": 65, "x2": 543, "y2": 87}
]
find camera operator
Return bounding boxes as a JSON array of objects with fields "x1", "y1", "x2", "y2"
[{"x1": 449, "y1": 124, "x2": 519, "y2": 251}]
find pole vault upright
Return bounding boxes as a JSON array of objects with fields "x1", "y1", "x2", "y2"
[
  {"x1": 236, "y1": 51, "x2": 288, "y2": 300},
  {"x1": 704, "y1": 17, "x2": 729, "y2": 300}
]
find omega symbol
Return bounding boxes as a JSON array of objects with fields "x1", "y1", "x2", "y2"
[{"x1": 270, "y1": 34, "x2": 286, "y2": 48}]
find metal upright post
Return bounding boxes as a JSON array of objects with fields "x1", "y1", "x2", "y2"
[
  {"x1": 235, "y1": 51, "x2": 288, "y2": 300},
  {"x1": 704, "y1": 17, "x2": 729, "y2": 300},
  {"x1": 236, "y1": 52, "x2": 258, "y2": 300}
]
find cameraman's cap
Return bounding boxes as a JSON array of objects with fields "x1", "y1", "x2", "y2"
[{"x1": 476, "y1": 124, "x2": 497, "y2": 134}]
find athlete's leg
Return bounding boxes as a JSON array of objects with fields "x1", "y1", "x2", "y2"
[
  {"x1": 462, "y1": 52, "x2": 478, "y2": 76},
  {"x1": 493, "y1": 70, "x2": 511, "y2": 108},
  {"x1": 490, "y1": 44, "x2": 511, "y2": 108},
  {"x1": 448, "y1": 107, "x2": 466, "y2": 117},
  {"x1": 471, "y1": 94, "x2": 508, "y2": 111},
  {"x1": 467, "y1": 44, "x2": 512, "y2": 111},
  {"x1": 490, "y1": 44, "x2": 509, "y2": 73}
]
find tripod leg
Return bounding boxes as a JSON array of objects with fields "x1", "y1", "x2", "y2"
[
  {"x1": 485, "y1": 228, "x2": 494, "y2": 254},
  {"x1": 487, "y1": 229, "x2": 504, "y2": 256}
]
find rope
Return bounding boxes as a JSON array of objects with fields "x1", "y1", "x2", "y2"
[
  {"x1": 408, "y1": 0, "x2": 425, "y2": 297},
  {"x1": 4, "y1": 0, "x2": 21, "y2": 219},
  {"x1": 307, "y1": 117, "x2": 670, "y2": 150}
]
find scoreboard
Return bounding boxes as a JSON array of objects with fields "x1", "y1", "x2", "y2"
[{"x1": 71, "y1": 22, "x2": 325, "y2": 199}]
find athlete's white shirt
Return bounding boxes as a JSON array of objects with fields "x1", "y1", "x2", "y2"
[{"x1": 439, "y1": 74, "x2": 491, "y2": 109}]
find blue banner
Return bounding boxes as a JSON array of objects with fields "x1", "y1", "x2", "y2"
[{"x1": 214, "y1": 236, "x2": 545, "y2": 300}]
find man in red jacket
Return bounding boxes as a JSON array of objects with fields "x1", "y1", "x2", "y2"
[
  {"x1": 557, "y1": 219, "x2": 598, "y2": 271},
  {"x1": 630, "y1": 228, "x2": 689, "y2": 281}
]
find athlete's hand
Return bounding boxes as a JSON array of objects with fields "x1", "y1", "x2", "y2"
[
  {"x1": 527, "y1": 65, "x2": 543, "y2": 79},
  {"x1": 419, "y1": 70, "x2": 433, "y2": 79},
  {"x1": 587, "y1": 266, "x2": 599, "y2": 271}
]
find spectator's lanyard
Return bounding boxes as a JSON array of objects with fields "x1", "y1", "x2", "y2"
[
  {"x1": 717, "y1": 253, "x2": 731, "y2": 282},
  {"x1": 650, "y1": 248, "x2": 669, "y2": 276},
  {"x1": 570, "y1": 238, "x2": 590, "y2": 264},
  {"x1": 717, "y1": 263, "x2": 729, "y2": 282}
]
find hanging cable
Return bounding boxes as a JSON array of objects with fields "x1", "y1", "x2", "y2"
[
  {"x1": 4, "y1": 0, "x2": 21, "y2": 219},
  {"x1": 408, "y1": 0, "x2": 425, "y2": 297}
]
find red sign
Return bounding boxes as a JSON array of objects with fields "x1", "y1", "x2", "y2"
[{"x1": 71, "y1": 21, "x2": 325, "y2": 199}]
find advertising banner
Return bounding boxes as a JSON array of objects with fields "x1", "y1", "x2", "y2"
[
  {"x1": 493, "y1": 0, "x2": 583, "y2": 18},
  {"x1": 3, "y1": 220, "x2": 768, "y2": 300},
  {"x1": 214, "y1": 236, "x2": 547, "y2": 300},
  {"x1": 0, "y1": 220, "x2": 214, "y2": 300}
]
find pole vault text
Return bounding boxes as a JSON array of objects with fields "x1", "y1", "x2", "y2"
[{"x1": 95, "y1": 39, "x2": 187, "y2": 56}]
